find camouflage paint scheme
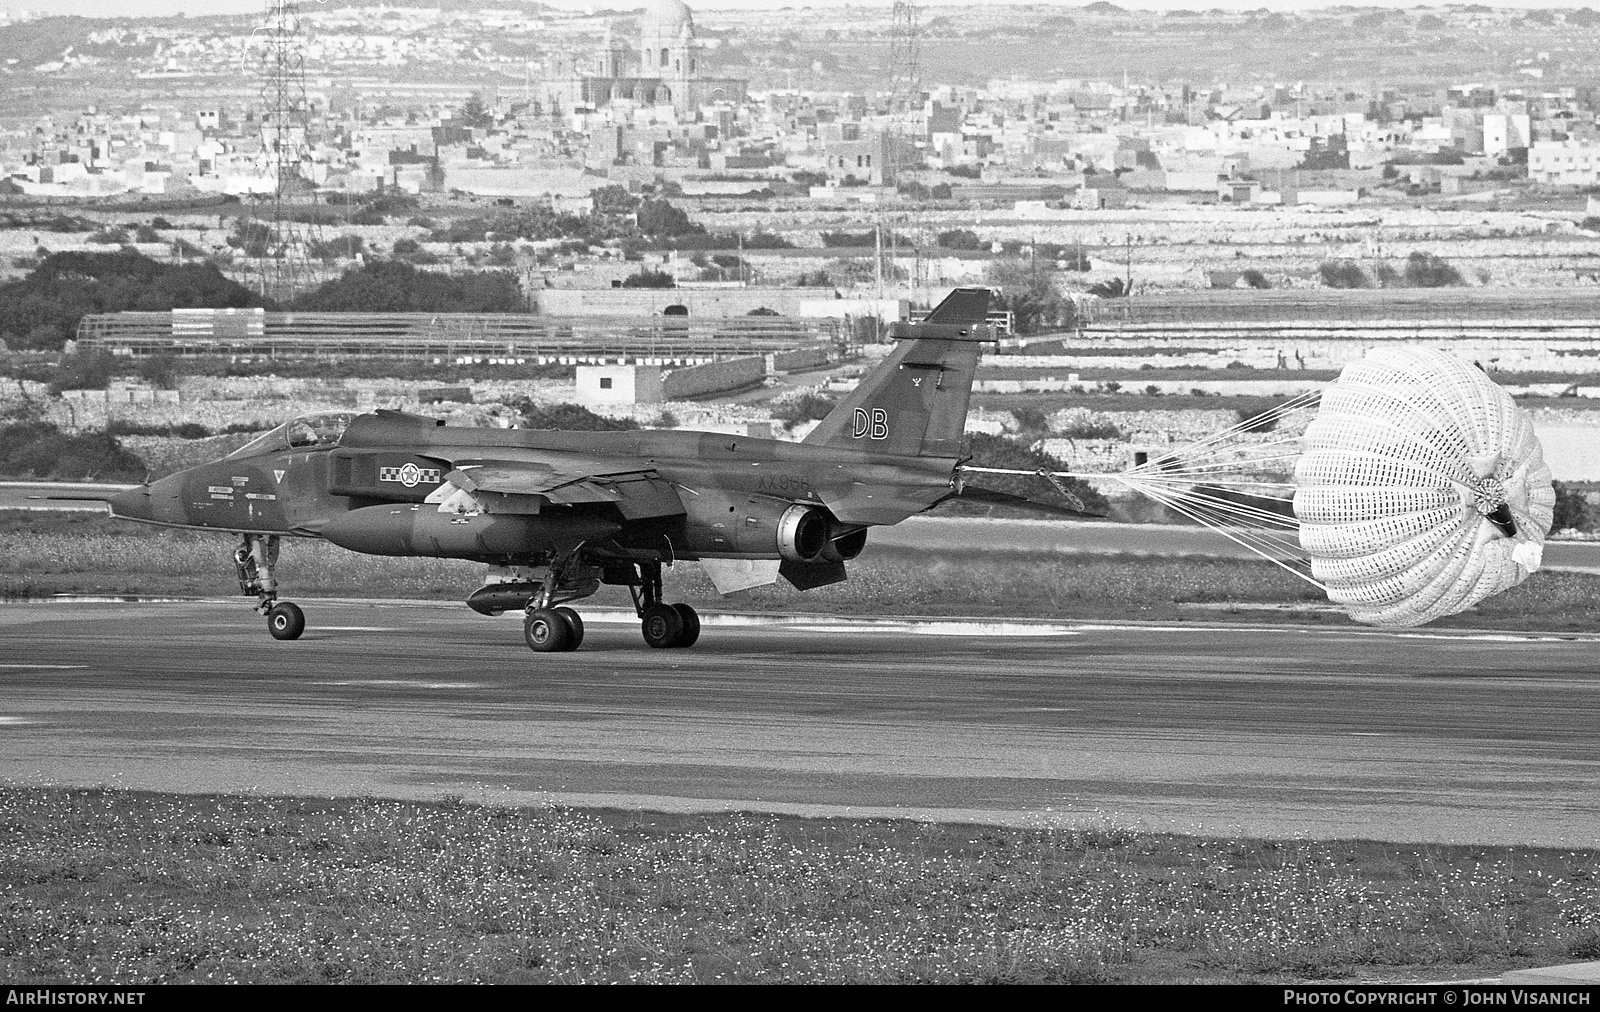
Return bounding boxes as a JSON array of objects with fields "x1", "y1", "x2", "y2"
[{"x1": 101, "y1": 290, "x2": 1096, "y2": 643}]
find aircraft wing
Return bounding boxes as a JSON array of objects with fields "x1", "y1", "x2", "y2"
[
  {"x1": 938, "y1": 484, "x2": 1108, "y2": 519},
  {"x1": 446, "y1": 458, "x2": 686, "y2": 521}
]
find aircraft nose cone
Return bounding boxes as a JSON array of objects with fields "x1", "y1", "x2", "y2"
[{"x1": 107, "y1": 484, "x2": 154, "y2": 522}]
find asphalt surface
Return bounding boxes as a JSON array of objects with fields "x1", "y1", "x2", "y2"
[{"x1": 3, "y1": 598, "x2": 1599, "y2": 846}]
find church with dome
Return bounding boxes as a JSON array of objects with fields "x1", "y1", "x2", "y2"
[{"x1": 543, "y1": 0, "x2": 748, "y2": 118}]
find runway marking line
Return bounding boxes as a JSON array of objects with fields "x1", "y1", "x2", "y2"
[
  {"x1": 791, "y1": 623, "x2": 1078, "y2": 637},
  {"x1": 312, "y1": 680, "x2": 484, "y2": 690},
  {"x1": 0, "y1": 664, "x2": 86, "y2": 670},
  {"x1": 314, "y1": 627, "x2": 402, "y2": 632}
]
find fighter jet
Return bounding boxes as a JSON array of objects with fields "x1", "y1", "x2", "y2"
[{"x1": 99, "y1": 287, "x2": 1098, "y2": 651}]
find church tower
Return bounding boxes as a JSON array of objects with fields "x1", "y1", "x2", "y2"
[{"x1": 638, "y1": 0, "x2": 697, "y2": 111}]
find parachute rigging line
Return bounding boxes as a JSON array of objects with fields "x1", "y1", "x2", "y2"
[{"x1": 958, "y1": 389, "x2": 1326, "y2": 585}]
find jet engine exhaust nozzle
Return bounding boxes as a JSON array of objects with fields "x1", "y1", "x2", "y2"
[{"x1": 777, "y1": 504, "x2": 831, "y2": 562}]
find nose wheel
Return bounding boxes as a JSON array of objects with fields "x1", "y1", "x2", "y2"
[
  {"x1": 266, "y1": 601, "x2": 305, "y2": 640},
  {"x1": 237, "y1": 534, "x2": 305, "y2": 641}
]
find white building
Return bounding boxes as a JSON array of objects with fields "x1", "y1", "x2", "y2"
[
  {"x1": 1483, "y1": 113, "x2": 1531, "y2": 158},
  {"x1": 1529, "y1": 140, "x2": 1600, "y2": 185},
  {"x1": 576, "y1": 364, "x2": 663, "y2": 405}
]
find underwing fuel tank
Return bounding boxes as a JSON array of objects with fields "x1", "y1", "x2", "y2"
[
  {"x1": 465, "y1": 582, "x2": 542, "y2": 616},
  {"x1": 321, "y1": 504, "x2": 619, "y2": 559}
]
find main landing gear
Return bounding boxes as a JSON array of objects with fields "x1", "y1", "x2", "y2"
[
  {"x1": 517, "y1": 557, "x2": 699, "y2": 653},
  {"x1": 236, "y1": 534, "x2": 305, "y2": 640},
  {"x1": 628, "y1": 559, "x2": 699, "y2": 650}
]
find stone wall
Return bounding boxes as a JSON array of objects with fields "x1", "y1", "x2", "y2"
[{"x1": 662, "y1": 356, "x2": 766, "y2": 400}]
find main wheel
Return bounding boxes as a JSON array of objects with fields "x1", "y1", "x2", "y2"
[
  {"x1": 524, "y1": 609, "x2": 571, "y2": 653},
  {"x1": 640, "y1": 603, "x2": 683, "y2": 649},
  {"x1": 555, "y1": 607, "x2": 585, "y2": 651},
  {"x1": 671, "y1": 603, "x2": 700, "y2": 648},
  {"x1": 266, "y1": 601, "x2": 305, "y2": 641}
]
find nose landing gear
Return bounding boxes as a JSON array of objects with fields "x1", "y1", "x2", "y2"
[{"x1": 236, "y1": 534, "x2": 305, "y2": 640}]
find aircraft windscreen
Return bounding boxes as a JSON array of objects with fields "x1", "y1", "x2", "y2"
[{"x1": 225, "y1": 412, "x2": 357, "y2": 460}]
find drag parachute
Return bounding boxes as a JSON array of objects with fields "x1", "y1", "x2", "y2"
[
  {"x1": 1293, "y1": 347, "x2": 1554, "y2": 627},
  {"x1": 961, "y1": 347, "x2": 1555, "y2": 628}
]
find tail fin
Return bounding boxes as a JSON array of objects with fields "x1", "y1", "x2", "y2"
[{"x1": 804, "y1": 287, "x2": 992, "y2": 458}]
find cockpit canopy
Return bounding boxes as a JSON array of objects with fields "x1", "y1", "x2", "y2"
[{"x1": 226, "y1": 412, "x2": 358, "y2": 460}]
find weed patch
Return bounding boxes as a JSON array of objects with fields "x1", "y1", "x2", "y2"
[{"x1": 0, "y1": 789, "x2": 1593, "y2": 984}]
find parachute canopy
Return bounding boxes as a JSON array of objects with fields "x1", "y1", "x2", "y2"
[{"x1": 1293, "y1": 347, "x2": 1553, "y2": 627}]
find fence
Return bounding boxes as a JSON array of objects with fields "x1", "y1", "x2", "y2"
[
  {"x1": 75, "y1": 310, "x2": 844, "y2": 363},
  {"x1": 1079, "y1": 288, "x2": 1600, "y2": 331}
]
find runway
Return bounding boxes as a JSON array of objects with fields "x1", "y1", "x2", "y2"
[
  {"x1": 3, "y1": 598, "x2": 1599, "y2": 846},
  {"x1": 9, "y1": 483, "x2": 1600, "y2": 571}
]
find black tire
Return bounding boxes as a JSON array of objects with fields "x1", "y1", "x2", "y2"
[
  {"x1": 524, "y1": 609, "x2": 571, "y2": 653},
  {"x1": 555, "y1": 607, "x2": 585, "y2": 651},
  {"x1": 641, "y1": 603, "x2": 683, "y2": 649},
  {"x1": 266, "y1": 602, "x2": 305, "y2": 641},
  {"x1": 671, "y1": 603, "x2": 700, "y2": 648}
]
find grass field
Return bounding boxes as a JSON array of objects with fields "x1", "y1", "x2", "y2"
[
  {"x1": 3, "y1": 511, "x2": 1598, "y2": 630},
  {"x1": 2, "y1": 788, "x2": 1597, "y2": 984}
]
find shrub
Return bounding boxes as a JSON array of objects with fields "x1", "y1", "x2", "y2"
[
  {"x1": 308, "y1": 234, "x2": 364, "y2": 262},
  {"x1": 620, "y1": 269, "x2": 676, "y2": 289},
  {"x1": 135, "y1": 353, "x2": 180, "y2": 390},
  {"x1": 820, "y1": 231, "x2": 874, "y2": 248},
  {"x1": 1552, "y1": 481, "x2": 1592, "y2": 532},
  {"x1": 482, "y1": 242, "x2": 517, "y2": 266},
  {"x1": 1059, "y1": 418, "x2": 1124, "y2": 440},
  {"x1": 742, "y1": 232, "x2": 794, "y2": 249},
  {"x1": 1319, "y1": 260, "x2": 1370, "y2": 288},
  {"x1": 291, "y1": 260, "x2": 524, "y2": 313},
  {"x1": 510, "y1": 399, "x2": 640, "y2": 432},
  {"x1": 636, "y1": 199, "x2": 700, "y2": 237},
  {"x1": 772, "y1": 391, "x2": 837, "y2": 426},
  {"x1": 936, "y1": 229, "x2": 984, "y2": 250},
  {"x1": 1011, "y1": 406, "x2": 1050, "y2": 433},
  {"x1": 50, "y1": 350, "x2": 116, "y2": 393},
  {"x1": 0, "y1": 421, "x2": 145, "y2": 481},
  {"x1": 1235, "y1": 398, "x2": 1287, "y2": 433},
  {"x1": 1402, "y1": 251, "x2": 1464, "y2": 288},
  {"x1": 107, "y1": 419, "x2": 210, "y2": 439},
  {"x1": 1241, "y1": 269, "x2": 1270, "y2": 289},
  {"x1": 986, "y1": 258, "x2": 1074, "y2": 335}
]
